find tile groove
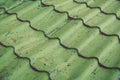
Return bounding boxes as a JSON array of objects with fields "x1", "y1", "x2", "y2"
[
  {"x1": 73, "y1": 0, "x2": 120, "y2": 20},
  {"x1": 0, "y1": 42, "x2": 52, "y2": 80}
]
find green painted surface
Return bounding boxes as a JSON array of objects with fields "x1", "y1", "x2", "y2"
[{"x1": 0, "y1": 0, "x2": 120, "y2": 80}]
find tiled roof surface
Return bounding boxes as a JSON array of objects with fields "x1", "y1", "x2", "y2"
[{"x1": 0, "y1": 0, "x2": 120, "y2": 80}]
